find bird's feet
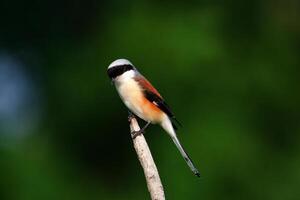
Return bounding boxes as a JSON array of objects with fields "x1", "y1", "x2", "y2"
[
  {"x1": 128, "y1": 111, "x2": 150, "y2": 139},
  {"x1": 131, "y1": 130, "x2": 145, "y2": 139},
  {"x1": 128, "y1": 111, "x2": 135, "y2": 122}
]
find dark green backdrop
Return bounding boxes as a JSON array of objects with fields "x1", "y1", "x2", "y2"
[{"x1": 0, "y1": 0, "x2": 299, "y2": 199}]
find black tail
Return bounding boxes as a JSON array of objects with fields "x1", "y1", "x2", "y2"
[{"x1": 171, "y1": 136, "x2": 200, "y2": 177}]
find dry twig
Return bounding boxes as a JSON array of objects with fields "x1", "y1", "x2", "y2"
[{"x1": 129, "y1": 115, "x2": 165, "y2": 200}]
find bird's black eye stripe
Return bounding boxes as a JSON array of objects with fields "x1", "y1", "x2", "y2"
[{"x1": 107, "y1": 64, "x2": 133, "y2": 79}]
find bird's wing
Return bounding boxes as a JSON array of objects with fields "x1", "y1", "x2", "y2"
[
  {"x1": 134, "y1": 75, "x2": 182, "y2": 129},
  {"x1": 134, "y1": 75, "x2": 162, "y2": 98}
]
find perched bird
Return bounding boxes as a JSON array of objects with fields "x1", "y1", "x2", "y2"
[{"x1": 107, "y1": 59, "x2": 200, "y2": 177}]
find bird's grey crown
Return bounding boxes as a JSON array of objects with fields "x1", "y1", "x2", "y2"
[
  {"x1": 107, "y1": 58, "x2": 136, "y2": 80},
  {"x1": 108, "y1": 59, "x2": 133, "y2": 69}
]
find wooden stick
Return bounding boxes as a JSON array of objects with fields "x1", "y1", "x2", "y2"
[{"x1": 129, "y1": 116, "x2": 165, "y2": 200}]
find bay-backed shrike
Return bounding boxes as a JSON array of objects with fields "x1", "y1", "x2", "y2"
[{"x1": 107, "y1": 59, "x2": 200, "y2": 177}]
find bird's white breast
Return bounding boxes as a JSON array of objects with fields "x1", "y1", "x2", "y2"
[
  {"x1": 114, "y1": 71, "x2": 145, "y2": 119},
  {"x1": 114, "y1": 70, "x2": 165, "y2": 123}
]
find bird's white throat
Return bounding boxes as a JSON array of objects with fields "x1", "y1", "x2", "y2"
[{"x1": 114, "y1": 70, "x2": 135, "y2": 85}]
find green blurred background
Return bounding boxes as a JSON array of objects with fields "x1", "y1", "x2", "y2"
[{"x1": 0, "y1": 0, "x2": 299, "y2": 199}]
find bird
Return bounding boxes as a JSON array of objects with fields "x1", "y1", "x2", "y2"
[{"x1": 107, "y1": 58, "x2": 200, "y2": 177}]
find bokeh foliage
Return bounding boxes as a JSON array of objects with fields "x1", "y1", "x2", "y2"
[{"x1": 0, "y1": 0, "x2": 299, "y2": 199}]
